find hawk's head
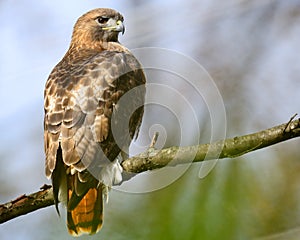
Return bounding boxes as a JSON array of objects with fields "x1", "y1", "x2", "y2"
[{"x1": 71, "y1": 8, "x2": 125, "y2": 47}]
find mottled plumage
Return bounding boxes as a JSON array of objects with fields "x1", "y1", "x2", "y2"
[{"x1": 44, "y1": 8, "x2": 145, "y2": 236}]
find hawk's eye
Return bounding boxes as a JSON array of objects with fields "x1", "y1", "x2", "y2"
[{"x1": 96, "y1": 17, "x2": 109, "y2": 24}]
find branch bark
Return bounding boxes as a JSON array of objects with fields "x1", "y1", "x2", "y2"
[
  {"x1": 0, "y1": 185, "x2": 54, "y2": 224},
  {"x1": 122, "y1": 118, "x2": 300, "y2": 172},
  {"x1": 1, "y1": 118, "x2": 299, "y2": 224}
]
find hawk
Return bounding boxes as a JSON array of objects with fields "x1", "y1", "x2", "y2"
[{"x1": 44, "y1": 8, "x2": 145, "y2": 236}]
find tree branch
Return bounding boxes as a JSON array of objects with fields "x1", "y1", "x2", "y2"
[
  {"x1": 0, "y1": 185, "x2": 54, "y2": 224},
  {"x1": 1, "y1": 118, "x2": 299, "y2": 224},
  {"x1": 122, "y1": 118, "x2": 300, "y2": 172}
]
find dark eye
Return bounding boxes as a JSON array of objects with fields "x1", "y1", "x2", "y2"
[{"x1": 96, "y1": 16, "x2": 109, "y2": 24}]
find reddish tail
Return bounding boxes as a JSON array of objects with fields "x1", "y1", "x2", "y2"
[{"x1": 67, "y1": 187, "x2": 103, "y2": 236}]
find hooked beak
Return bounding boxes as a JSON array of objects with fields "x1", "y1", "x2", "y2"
[
  {"x1": 116, "y1": 20, "x2": 125, "y2": 35},
  {"x1": 102, "y1": 20, "x2": 125, "y2": 35}
]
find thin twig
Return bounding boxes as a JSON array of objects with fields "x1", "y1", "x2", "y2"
[
  {"x1": 284, "y1": 113, "x2": 298, "y2": 132},
  {"x1": 149, "y1": 132, "x2": 159, "y2": 148}
]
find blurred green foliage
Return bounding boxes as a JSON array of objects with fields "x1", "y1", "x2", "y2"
[{"x1": 94, "y1": 144, "x2": 300, "y2": 240}]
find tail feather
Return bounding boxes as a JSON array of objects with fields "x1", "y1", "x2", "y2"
[{"x1": 67, "y1": 186, "x2": 103, "y2": 236}]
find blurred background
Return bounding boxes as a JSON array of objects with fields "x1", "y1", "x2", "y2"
[{"x1": 1, "y1": 0, "x2": 300, "y2": 239}]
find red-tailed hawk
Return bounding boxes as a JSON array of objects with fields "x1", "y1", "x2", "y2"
[{"x1": 44, "y1": 8, "x2": 145, "y2": 236}]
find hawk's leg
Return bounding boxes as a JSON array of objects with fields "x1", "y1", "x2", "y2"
[{"x1": 98, "y1": 158, "x2": 123, "y2": 202}]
